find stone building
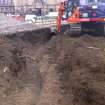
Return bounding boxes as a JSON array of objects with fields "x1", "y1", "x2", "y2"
[
  {"x1": 13, "y1": 0, "x2": 34, "y2": 13},
  {"x1": 13, "y1": 0, "x2": 62, "y2": 14},
  {"x1": 0, "y1": 0, "x2": 14, "y2": 13},
  {"x1": 44, "y1": 0, "x2": 62, "y2": 12}
]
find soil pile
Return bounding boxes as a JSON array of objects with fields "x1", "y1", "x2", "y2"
[
  {"x1": 0, "y1": 33, "x2": 105, "y2": 105},
  {"x1": 0, "y1": 36, "x2": 42, "y2": 105},
  {"x1": 38, "y1": 35, "x2": 105, "y2": 105}
]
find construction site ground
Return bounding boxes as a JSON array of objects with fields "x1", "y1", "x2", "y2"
[{"x1": 0, "y1": 29, "x2": 105, "y2": 105}]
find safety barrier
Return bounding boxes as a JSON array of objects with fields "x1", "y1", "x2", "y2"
[
  {"x1": 13, "y1": 15, "x2": 57, "y2": 26},
  {"x1": 34, "y1": 19, "x2": 57, "y2": 25}
]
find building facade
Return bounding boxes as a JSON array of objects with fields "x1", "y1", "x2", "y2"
[
  {"x1": 0, "y1": 0, "x2": 14, "y2": 13},
  {"x1": 44, "y1": 0, "x2": 61, "y2": 12},
  {"x1": 0, "y1": 0, "x2": 62, "y2": 14},
  {"x1": 13, "y1": 0, "x2": 34, "y2": 13}
]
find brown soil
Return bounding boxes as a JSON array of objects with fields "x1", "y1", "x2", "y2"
[{"x1": 0, "y1": 32, "x2": 105, "y2": 105}]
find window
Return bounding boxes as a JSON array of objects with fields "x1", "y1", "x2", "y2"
[
  {"x1": 98, "y1": 0, "x2": 105, "y2": 2},
  {"x1": 80, "y1": 0, "x2": 87, "y2": 5},
  {"x1": 80, "y1": 0, "x2": 95, "y2": 4},
  {"x1": 88, "y1": 0, "x2": 94, "y2": 2}
]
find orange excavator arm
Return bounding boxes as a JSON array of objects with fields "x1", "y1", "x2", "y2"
[
  {"x1": 57, "y1": 2, "x2": 65, "y2": 32},
  {"x1": 57, "y1": 1, "x2": 81, "y2": 32}
]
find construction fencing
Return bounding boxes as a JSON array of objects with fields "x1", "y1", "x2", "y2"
[{"x1": 32, "y1": 18, "x2": 57, "y2": 25}]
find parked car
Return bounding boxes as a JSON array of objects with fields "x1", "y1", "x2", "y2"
[
  {"x1": 45, "y1": 12, "x2": 58, "y2": 19},
  {"x1": 25, "y1": 14, "x2": 37, "y2": 23}
]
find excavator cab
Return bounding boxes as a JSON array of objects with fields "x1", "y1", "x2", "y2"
[
  {"x1": 57, "y1": 0, "x2": 105, "y2": 35},
  {"x1": 63, "y1": 0, "x2": 105, "y2": 19}
]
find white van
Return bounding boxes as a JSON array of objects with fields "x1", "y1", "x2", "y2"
[
  {"x1": 45, "y1": 12, "x2": 58, "y2": 19},
  {"x1": 25, "y1": 14, "x2": 37, "y2": 23}
]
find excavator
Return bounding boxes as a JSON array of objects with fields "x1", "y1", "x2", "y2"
[{"x1": 57, "y1": 0, "x2": 105, "y2": 35}]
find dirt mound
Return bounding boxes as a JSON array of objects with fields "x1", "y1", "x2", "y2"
[
  {"x1": 38, "y1": 35, "x2": 105, "y2": 105},
  {"x1": 0, "y1": 32, "x2": 105, "y2": 105},
  {"x1": 0, "y1": 36, "x2": 42, "y2": 105},
  {"x1": 54, "y1": 35, "x2": 105, "y2": 105}
]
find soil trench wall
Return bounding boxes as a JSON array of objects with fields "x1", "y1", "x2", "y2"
[{"x1": 6, "y1": 27, "x2": 52, "y2": 43}]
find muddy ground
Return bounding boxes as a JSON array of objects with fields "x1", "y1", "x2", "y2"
[{"x1": 0, "y1": 32, "x2": 105, "y2": 105}]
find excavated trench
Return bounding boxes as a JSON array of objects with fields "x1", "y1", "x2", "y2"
[
  {"x1": 0, "y1": 28, "x2": 51, "y2": 105},
  {"x1": 0, "y1": 28, "x2": 105, "y2": 105}
]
